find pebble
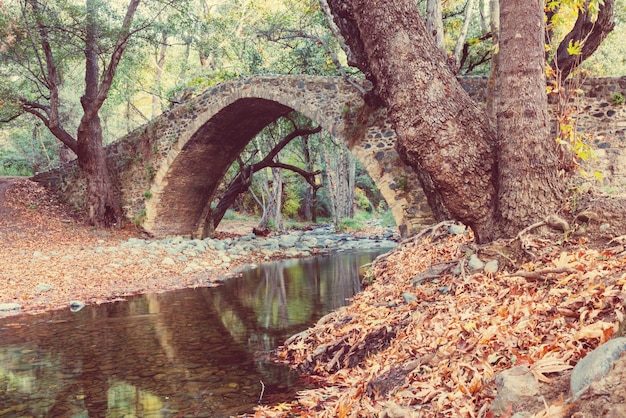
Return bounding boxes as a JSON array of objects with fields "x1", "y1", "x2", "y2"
[{"x1": 468, "y1": 254, "x2": 485, "y2": 270}]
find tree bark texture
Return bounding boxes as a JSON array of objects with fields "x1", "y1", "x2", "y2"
[
  {"x1": 426, "y1": 0, "x2": 445, "y2": 52},
  {"x1": 496, "y1": 0, "x2": 564, "y2": 236},
  {"x1": 323, "y1": 141, "x2": 356, "y2": 226},
  {"x1": 328, "y1": 0, "x2": 500, "y2": 242},
  {"x1": 76, "y1": 0, "x2": 129, "y2": 227}
]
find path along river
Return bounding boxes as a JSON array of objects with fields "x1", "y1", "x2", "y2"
[{"x1": 0, "y1": 248, "x2": 393, "y2": 417}]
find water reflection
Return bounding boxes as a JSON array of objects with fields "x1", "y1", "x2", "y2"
[{"x1": 0, "y1": 249, "x2": 389, "y2": 417}]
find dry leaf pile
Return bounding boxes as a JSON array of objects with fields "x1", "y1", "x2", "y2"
[
  {"x1": 0, "y1": 179, "x2": 258, "y2": 316},
  {"x1": 254, "y1": 225, "x2": 626, "y2": 417}
]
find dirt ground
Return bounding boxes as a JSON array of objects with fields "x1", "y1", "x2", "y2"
[{"x1": 2, "y1": 177, "x2": 626, "y2": 417}]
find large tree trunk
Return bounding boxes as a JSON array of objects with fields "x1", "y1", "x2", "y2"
[
  {"x1": 425, "y1": 0, "x2": 444, "y2": 51},
  {"x1": 322, "y1": 140, "x2": 356, "y2": 227},
  {"x1": 152, "y1": 30, "x2": 168, "y2": 118},
  {"x1": 496, "y1": 0, "x2": 564, "y2": 236},
  {"x1": 76, "y1": 117, "x2": 121, "y2": 227},
  {"x1": 327, "y1": 0, "x2": 567, "y2": 242},
  {"x1": 78, "y1": 0, "x2": 123, "y2": 227},
  {"x1": 486, "y1": 0, "x2": 499, "y2": 125},
  {"x1": 328, "y1": 0, "x2": 500, "y2": 242},
  {"x1": 259, "y1": 167, "x2": 284, "y2": 231}
]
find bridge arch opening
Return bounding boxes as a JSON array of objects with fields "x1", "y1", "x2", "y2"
[
  {"x1": 140, "y1": 76, "x2": 430, "y2": 237},
  {"x1": 202, "y1": 118, "x2": 396, "y2": 238}
]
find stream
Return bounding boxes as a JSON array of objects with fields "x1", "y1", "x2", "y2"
[{"x1": 0, "y1": 249, "x2": 390, "y2": 417}]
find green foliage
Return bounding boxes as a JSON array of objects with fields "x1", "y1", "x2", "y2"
[
  {"x1": 0, "y1": 149, "x2": 32, "y2": 176},
  {"x1": 132, "y1": 209, "x2": 147, "y2": 226},
  {"x1": 379, "y1": 209, "x2": 397, "y2": 228},
  {"x1": 355, "y1": 188, "x2": 373, "y2": 212},
  {"x1": 283, "y1": 196, "x2": 300, "y2": 219},
  {"x1": 145, "y1": 163, "x2": 156, "y2": 180},
  {"x1": 337, "y1": 217, "x2": 364, "y2": 232},
  {"x1": 611, "y1": 93, "x2": 625, "y2": 106},
  {"x1": 143, "y1": 190, "x2": 153, "y2": 199}
]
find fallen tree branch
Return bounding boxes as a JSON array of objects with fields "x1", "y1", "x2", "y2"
[{"x1": 504, "y1": 267, "x2": 577, "y2": 282}]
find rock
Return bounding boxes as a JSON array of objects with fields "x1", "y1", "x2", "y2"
[
  {"x1": 161, "y1": 257, "x2": 176, "y2": 266},
  {"x1": 402, "y1": 293, "x2": 417, "y2": 303},
  {"x1": 35, "y1": 283, "x2": 54, "y2": 293},
  {"x1": 0, "y1": 303, "x2": 22, "y2": 313},
  {"x1": 300, "y1": 236, "x2": 318, "y2": 247},
  {"x1": 69, "y1": 301, "x2": 85, "y2": 312},
  {"x1": 448, "y1": 224, "x2": 466, "y2": 235},
  {"x1": 484, "y1": 260, "x2": 499, "y2": 274},
  {"x1": 468, "y1": 254, "x2": 485, "y2": 271},
  {"x1": 279, "y1": 234, "x2": 300, "y2": 248},
  {"x1": 571, "y1": 337, "x2": 626, "y2": 399},
  {"x1": 489, "y1": 366, "x2": 540, "y2": 415},
  {"x1": 183, "y1": 262, "x2": 203, "y2": 273}
]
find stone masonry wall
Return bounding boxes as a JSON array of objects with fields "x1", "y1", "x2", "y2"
[
  {"x1": 461, "y1": 76, "x2": 626, "y2": 191},
  {"x1": 34, "y1": 75, "x2": 626, "y2": 237}
]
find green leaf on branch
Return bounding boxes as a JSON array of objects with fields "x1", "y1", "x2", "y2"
[{"x1": 567, "y1": 40, "x2": 582, "y2": 56}]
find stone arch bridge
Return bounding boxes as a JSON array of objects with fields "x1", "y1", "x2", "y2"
[
  {"x1": 35, "y1": 75, "x2": 626, "y2": 238},
  {"x1": 37, "y1": 75, "x2": 430, "y2": 237}
]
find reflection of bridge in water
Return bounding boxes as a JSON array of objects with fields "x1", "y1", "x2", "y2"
[{"x1": 0, "y1": 250, "x2": 383, "y2": 417}]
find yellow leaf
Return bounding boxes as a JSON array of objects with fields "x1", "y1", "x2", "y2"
[
  {"x1": 593, "y1": 170, "x2": 603, "y2": 183},
  {"x1": 531, "y1": 401, "x2": 574, "y2": 417},
  {"x1": 530, "y1": 357, "x2": 573, "y2": 383},
  {"x1": 574, "y1": 321, "x2": 615, "y2": 342}
]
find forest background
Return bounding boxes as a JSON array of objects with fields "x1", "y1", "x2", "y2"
[{"x1": 0, "y1": 0, "x2": 625, "y2": 232}]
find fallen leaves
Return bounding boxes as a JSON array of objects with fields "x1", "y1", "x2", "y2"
[
  {"x1": 0, "y1": 179, "x2": 265, "y2": 317},
  {"x1": 258, "y1": 227, "x2": 626, "y2": 417}
]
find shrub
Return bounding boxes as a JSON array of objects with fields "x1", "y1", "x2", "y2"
[
  {"x1": 338, "y1": 217, "x2": 364, "y2": 231},
  {"x1": 611, "y1": 92, "x2": 625, "y2": 106}
]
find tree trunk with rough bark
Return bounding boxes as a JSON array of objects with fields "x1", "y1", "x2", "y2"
[
  {"x1": 326, "y1": 0, "x2": 568, "y2": 242},
  {"x1": 258, "y1": 167, "x2": 284, "y2": 231},
  {"x1": 323, "y1": 140, "x2": 356, "y2": 227},
  {"x1": 77, "y1": 0, "x2": 125, "y2": 227},
  {"x1": 19, "y1": 0, "x2": 139, "y2": 228},
  {"x1": 425, "y1": 0, "x2": 444, "y2": 51},
  {"x1": 496, "y1": 0, "x2": 565, "y2": 236},
  {"x1": 328, "y1": 0, "x2": 500, "y2": 242}
]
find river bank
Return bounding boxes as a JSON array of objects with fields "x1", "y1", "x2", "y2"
[
  {"x1": 3, "y1": 177, "x2": 626, "y2": 417},
  {"x1": 0, "y1": 178, "x2": 396, "y2": 318}
]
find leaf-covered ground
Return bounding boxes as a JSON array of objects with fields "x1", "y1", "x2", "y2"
[
  {"x1": 253, "y1": 223, "x2": 626, "y2": 417},
  {"x1": 0, "y1": 177, "x2": 276, "y2": 316}
]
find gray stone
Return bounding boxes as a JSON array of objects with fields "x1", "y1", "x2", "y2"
[
  {"x1": 70, "y1": 301, "x2": 85, "y2": 312},
  {"x1": 484, "y1": 260, "x2": 499, "y2": 273},
  {"x1": 468, "y1": 254, "x2": 485, "y2": 271},
  {"x1": 300, "y1": 236, "x2": 318, "y2": 247},
  {"x1": 161, "y1": 257, "x2": 176, "y2": 266},
  {"x1": 183, "y1": 262, "x2": 203, "y2": 273},
  {"x1": 402, "y1": 293, "x2": 417, "y2": 303},
  {"x1": 35, "y1": 283, "x2": 54, "y2": 293},
  {"x1": 279, "y1": 234, "x2": 300, "y2": 248},
  {"x1": 0, "y1": 303, "x2": 22, "y2": 312},
  {"x1": 571, "y1": 337, "x2": 626, "y2": 399},
  {"x1": 448, "y1": 224, "x2": 466, "y2": 235},
  {"x1": 489, "y1": 366, "x2": 540, "y2": 415}
]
